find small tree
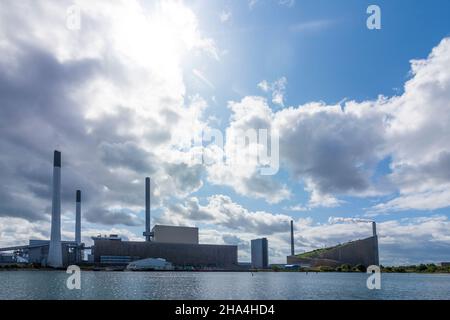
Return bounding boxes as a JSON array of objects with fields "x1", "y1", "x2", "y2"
[
  {"x1": 341, "y1": 264, "x2": 352, "y2": 272},
  {"x1": 418, "y1": 264, "x2": 427, "y2": 272},
  {"x1": 354, "y1": 264, "x2": 367, "y2": 272}
]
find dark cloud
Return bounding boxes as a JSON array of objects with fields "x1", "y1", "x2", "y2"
[
  {"x1": 278, "y1": 107, "x2": 385, "y2": 195},
  {"x1": 99, "y1": 141, "x2": 156, "y2": 173},
  {"x1": 84, "y1": 206, "x2": 143, "y2": 227},
  {"x1": 165, "y1": 163, "x2": 204, "y2": 195}
]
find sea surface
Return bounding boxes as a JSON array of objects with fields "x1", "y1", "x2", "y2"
[{"x1": 0, "y1": 271, "x2": 449, "y2": 300}]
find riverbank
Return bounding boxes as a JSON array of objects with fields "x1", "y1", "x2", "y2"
[{"x1": 2, "y1": 263, "x2": 450, "y2": 274}]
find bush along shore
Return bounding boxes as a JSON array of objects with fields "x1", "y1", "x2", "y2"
[
  {"x1": 2, "y1": 263, "x2": 450, "y2": 273},
  {"x1": 269, "y1": 263, "x2": 450, "y2": 273}
]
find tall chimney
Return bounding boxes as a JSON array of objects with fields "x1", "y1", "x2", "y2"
[
  {"x1": 47, "y1": 150, "x2": 63, "y2": 268},
  {"x1": 290, "y1": 220, "x2": 295, "y2": 256},
  {"x1": 372, "y1": 221, "x2": 377, "y2": 237},
  {"x1": 75, "y1": 190, "x2": 81, "y2": 245},
  {"x1": 144, "y1": 177, "x2": 151, "y2": 241}
]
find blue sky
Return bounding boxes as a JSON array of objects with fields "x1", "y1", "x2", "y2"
[
  {"x1": 183, "y1": 0, "x2": 450, "y2": 222},
  {"x1": 1, "y1": 0, "x2": 450, "y2": 265}
]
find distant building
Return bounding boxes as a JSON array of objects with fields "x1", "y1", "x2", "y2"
[
  {"x1": 287, "y1": 236, "x2": 379, "y2": 268},
  {"x1": 27, "y1": 239, "x2": 79, "y2": 266},
  {"x1": 152, "y1": 225, "x2": 198, "y2": 244},
  {"x1": 287, "y1": 221, "x2": 379, "y2": 268},
  {"x1": 441, "y1": 262, "x2": 450, "y2": 267},
  {"x1": 251, "y1": 238, "x2": 269, "y2": 269}
]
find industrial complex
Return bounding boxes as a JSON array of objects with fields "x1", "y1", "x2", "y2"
[
  {"x1": 0, "y1": 150, "x2": 380, "y2": 270},
  {"x1": 0, "y1": 151, "x2": 238, "y2": 270}
]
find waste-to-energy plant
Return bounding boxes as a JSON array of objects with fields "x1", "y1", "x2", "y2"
[
  {"x1": 287, "y1": 220, "x2": 379, "y2": 268},
  {"x1": 0, "y1": 150, "x2": 379, "y2": 270},
  {"x1": 0, "y1": 150, "x2": 238, "y2": 269}
]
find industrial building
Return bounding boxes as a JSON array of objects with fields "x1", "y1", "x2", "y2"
[
  {"x1": 287, "y1": 220, "x2": 379, "y2": 268},
  {"x1": 92, "y1": 180, "x2": 238, "y2": 269},
  {"x1": 0, "y1": 150, "x2": 238, "y2": 269},
  {"x1": 0, "y1": 151, "x2": 84, "y2": 267},
  {"x1": 152, "y1": 225, "x2": 199, "y2": 244},
  {"x1": 251, "y1": 238, "x2": 269, "y2": 269},
  {"x1": 93, "y1": 236, "x2": 237, "y2": 268}
]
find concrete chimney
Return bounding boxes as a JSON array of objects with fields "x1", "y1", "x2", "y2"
[
  {"x1": 372, "y1": 221, "x2": 377, "y2": 237},
  {"x1": 143, "y1": 177, "x2": 151, "y2": 241},
  {"x1": 47, "y1": 150, "x2": 63, "y2": 268},
  {"x1": 75, "y1": 190, "x2": 81, "y2": 245},
  {"x1": 290, "y1": 220, "x2": 295, "y2": 256}
]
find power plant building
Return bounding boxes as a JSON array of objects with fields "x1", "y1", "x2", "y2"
[
  {"x1": 251, "y1": 238, "x2": 269, "y2": 269},
  {"x1": 152, "y1": 225, "x2": 199, "y2": 245},
  {"x1": 287, "y1": 221, "x2": 379, "y2": 268},
  {"x1": 0, "y1": 151, "x2": 239, "y2": 270},
  {"x1": 91, "y1": 177, "x2": 238, "y2": 269},
  {"x1": 92, "y1": 234, "x2": 237, "y2": 268}
]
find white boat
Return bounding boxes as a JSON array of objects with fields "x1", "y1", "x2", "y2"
[{"x1": 126, "y1": 258, "x2": 173, "y2": 271}]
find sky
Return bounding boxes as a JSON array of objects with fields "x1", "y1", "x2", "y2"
[{"x1": 0, "y1": 0, "x2": 450, "y2": 265}]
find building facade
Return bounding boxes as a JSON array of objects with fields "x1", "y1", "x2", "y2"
[
  {"x1": 92, "y1": 238, "x2": 238, "y2": 269},
  {"x1": 251, "y1": 238, "x2": 269, "y2": 269},
  {"x1": 152, "y1": 225, "x2": 199, "y2": 244}
]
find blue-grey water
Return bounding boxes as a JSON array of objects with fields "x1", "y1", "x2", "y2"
[{"x1": 0, "y1": 271, "x2": 449, "y2": 300}]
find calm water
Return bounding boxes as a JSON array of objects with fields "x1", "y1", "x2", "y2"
[{"x1": 0, "y1": 271, "x2": 449, "y2": 300}]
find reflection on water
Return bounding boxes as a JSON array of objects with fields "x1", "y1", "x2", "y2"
[{"x1": 0, "y1": 271, "x2": 449, "y2": 300}]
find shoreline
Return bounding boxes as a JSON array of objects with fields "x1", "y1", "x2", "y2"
[{"x1": 1, "y1": 266, "x2": 450, "y2": 275}]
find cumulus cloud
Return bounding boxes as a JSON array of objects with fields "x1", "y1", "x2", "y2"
[
  {"x1": 219, "y1": 10, "x2": 232, "y2": 23},
  {"x1": 258, "y1": 77, "x2": 287, "y2": 107},
  {"x1": 226, "y1": 38, "x2": 450, "y2": 211},
  {"x1": 205, "y1": 96, "x2": 289, "y2": 203},
  {"x1": 1, "y1": 1, "x2": 450, "y2": 266},
  {"x1": 158, "y1": 194, "x2": 302, "y2": 235}
]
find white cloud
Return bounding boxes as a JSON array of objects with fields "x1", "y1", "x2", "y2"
[
  {"x1": 0, "y1": 0, "x2": 216, "y2": 229},
  {"x1": 206, "y1": 96, "x2": 290, "y2": 204},
  {"x1": 158, "y1": 194, "x2": 300, "y2": 235},
  {"x1": 231, "y1": 38, "x2": 450, "y2": 211},
  {"x1": 258, "y1": 77, "x2": 287, "y2": 107}
]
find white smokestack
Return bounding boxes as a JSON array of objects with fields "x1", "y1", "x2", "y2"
[
  {"x1": 47, "y1": 150, "x2": 63, "y2": 268},
  {"x1": 75, "y1": 190, "x2": 81, "y2": 245}
]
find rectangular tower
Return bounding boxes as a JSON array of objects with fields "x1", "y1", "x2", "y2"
[{"x1": 251, "y1": 238, "x2": 268, "y2": 269}]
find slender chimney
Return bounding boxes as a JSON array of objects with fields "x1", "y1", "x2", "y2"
[
  {"x1": 47, "y1": 150, "x2": 63, "y2": 268},
  {"x1": 144, "y1": 177, "x2": 151, "y2": 241},
  {"x1": 75, "y1": 190, "x2": 81, "y2": 245},
  {"x1": 372, "y1": 221, "x2": 377, "y2": 237},
  {"x1": 290, "y1": 220, "x2": 295, "y2": 256}
]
